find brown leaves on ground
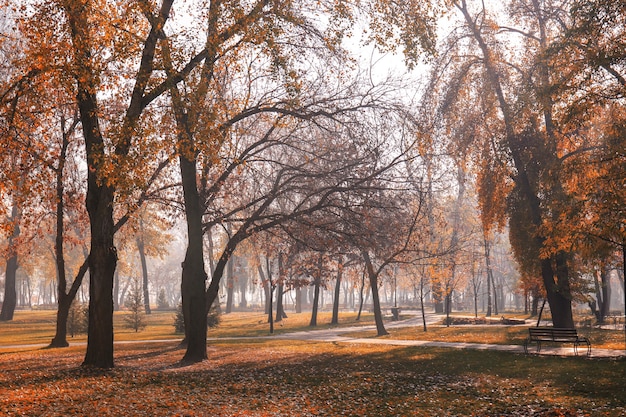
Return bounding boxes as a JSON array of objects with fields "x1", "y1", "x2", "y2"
[{"x1": 0, "y1": 342, "x2": 624, "y2": 416}]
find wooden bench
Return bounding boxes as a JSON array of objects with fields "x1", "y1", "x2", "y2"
[{"x1": 524, "y1": 327, "x2": 591, "y2": 356}]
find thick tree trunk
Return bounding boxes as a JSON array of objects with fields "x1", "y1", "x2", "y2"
[
  {"x1": 0, "y1": 253, "x2": 18, "y2": 321},
  {"x1": 82, "y1": 184, "x2": 117, "y2": 368},
  {"x1": 0, "y1": 202, "x2": 19, "y2": 322},
  {"x1": 179, "y1": 153, "x2": 208, "y2": 364},
  {"x1": 540, "y1": 254, "x2": 574, "y2": 328},
  {"x1": 309, "y1": 277, "x2": 320, "y2": 327}
]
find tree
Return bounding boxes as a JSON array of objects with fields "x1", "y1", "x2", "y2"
[
  {"x1": 35, "y1": 0, "x2": 192, "y2": 368},
  {"x1": 123, "y1": 279, "x2": 146, "y2": 333},
  {"x1": 415, "y1": 0, "x2": 608, "y2": 328}
]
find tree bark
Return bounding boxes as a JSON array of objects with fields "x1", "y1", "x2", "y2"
[
  {"x1": 82, "y1": 183, "x2": 117, "y2": 368},
  {"x1": 362, "y1": 250, "x2": 388, "y2": 336},
  {"x1": 0, "y1": 254, "x2": 18, "y2": 321},
  {"x1": 179, "y1": 152, "x2": 208, "y2": 364},
  {"x1": 330, "y1": 264, "x2": 343, "y2": 325},
  {"x1": 356, "y1": 267, "x2": 366, "y2": 321},
  {"x1": 0, "y1": 202, "x2": 19, "y2": 322},
  {"x1": 309, "y1": 278, "x2": 320, "y2": 327},
  {"x1": 137, "y1": 235, "x2": 151, "y2": 314},
  {"x1": 484, "y1": 235, "x2": 493, "y2": 317},
  {"x1": 225, "y1": 257, "x2": 234, "y2": 314}
]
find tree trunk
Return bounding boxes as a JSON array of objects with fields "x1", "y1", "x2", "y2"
[
  {"x1": 238, "y1": 262, "x2": 248, "y2": 309},
  {"x1": 484, "y1": 235, "x2": 493, "y2": 317},
  {"x1": 137, "y1": 236, "x2": 151, "y2": 314},
  {"x1": 362, "y1": 250, "x2": 388, "y2": 336},
  {"x1": 82, "y1": 184, "x2": 117, "y2": 369},
  {"x1": 0, "y1": 202, "x2": 20, "y2": 322},
  {"x1": 599, "y1": 264, "x2": 611, "y2": 321},
  {"x1": 420, "y1": 289, "x2": 428, "y2": 332},
  {"x1": 542, "y1": 253, "x2": 574, "y2": 328},
  {"x1": 113, "y1": 269, "x2": 120, "y2": 311},
  {"x1": 179, "y1": 152, "x2": 208, "y2": 364},
  {"x1": 0, "y1": 253, "x2": 18, "y2": 321},
  {"x1": 50, "y1": 259, "x2": 89, "y2": 348},
  {"x1": 267, "y1": 256, "x2": 274, "y2": 333},
  {"x1": 258, "y1": 262, "x2": 271, "y2": 315},
  {"x1": 331, "y1": 264, "x2": 343, "y2": 325},
  {"x1": 295, "y1": 287, "x2": 302, "y2": 314},
  {"x1": 276, "y1": 283, "x2": 286, "y2": 322},
  {"x1": 356, "y1": 267, "x2": 366, "y2": 321},
  {"x1": 309, "y1": 278, "x2": 320, "y2": 327},
  {"x1": 225, "y1": 257, "x2": 234, "y2": 314}
]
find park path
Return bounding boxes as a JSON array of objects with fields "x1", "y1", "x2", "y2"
[
  {"x1": 2, "y1": 311, "x2": 624, "y2": 358},
  {"x1": 270, "y1": 311, "x2": 626, "y2": 359}
]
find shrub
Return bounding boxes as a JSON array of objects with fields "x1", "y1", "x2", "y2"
[
  {"x1": 67, "y1": 302, "x2": 89, "y2": 337},
  {"x1": 173, "y1": 301, "x2": 221, "y2": 334},
  {"x1": 157, "y1": 288, "x2": 170, "y2": 310}
]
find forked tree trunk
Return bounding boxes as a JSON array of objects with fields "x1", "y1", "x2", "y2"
[
  {"x1": 362, "y1": 250, "x2": 388, "y2": 336},
  {"x1": 50, "y1": 259, "x2": 88, "y2": 347}
]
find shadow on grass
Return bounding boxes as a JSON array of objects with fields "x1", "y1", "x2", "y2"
[{"x1": 1, "y1": 340, "x2": 624, "y2": 416}]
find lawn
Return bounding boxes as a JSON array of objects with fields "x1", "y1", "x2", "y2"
[
  {"x1": 0, "y1": 309, "x2": 378, "y2": 348},
  {"x1": 0, "y1": 340, "x2": 624, "y2": 416},
  {"x1": 0, "y1": 310, "x2": 624, "y2": 416},
  {"x1": 375, "y1": 324, "x2": 626, "y2": 350}
]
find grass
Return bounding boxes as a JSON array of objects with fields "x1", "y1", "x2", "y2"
[
  {"x1": 0, "y1": 309, "x2": 625, "y2": 416},
  {"x1": 369, "y1": 324, "x2": 626, "y2": 350},
  {"x1": 0, "y1": 309, "x2": 378, "y2": 348},
  {"x1": 0, "y1": 339, "x2": 624, "y2": 416}
]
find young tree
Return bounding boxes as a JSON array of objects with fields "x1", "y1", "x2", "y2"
[{"x1": 124, "y1": 279, "x2": 147, "y2": 333}]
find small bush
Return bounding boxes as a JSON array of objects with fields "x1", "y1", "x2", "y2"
[
  {"x1": 157, "y1": 289, "x2": 170, "y2": 310},
  {"x1": 173, "y1": 302, "x2": 221, "y2": 334},
  {"x1": 67, "y1": 302, "x2": 89, "y2": 337}
]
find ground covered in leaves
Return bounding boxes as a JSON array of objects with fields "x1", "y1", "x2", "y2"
[{"x1": 1, "y1": 340, "x2": 624, "y2": 416}]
